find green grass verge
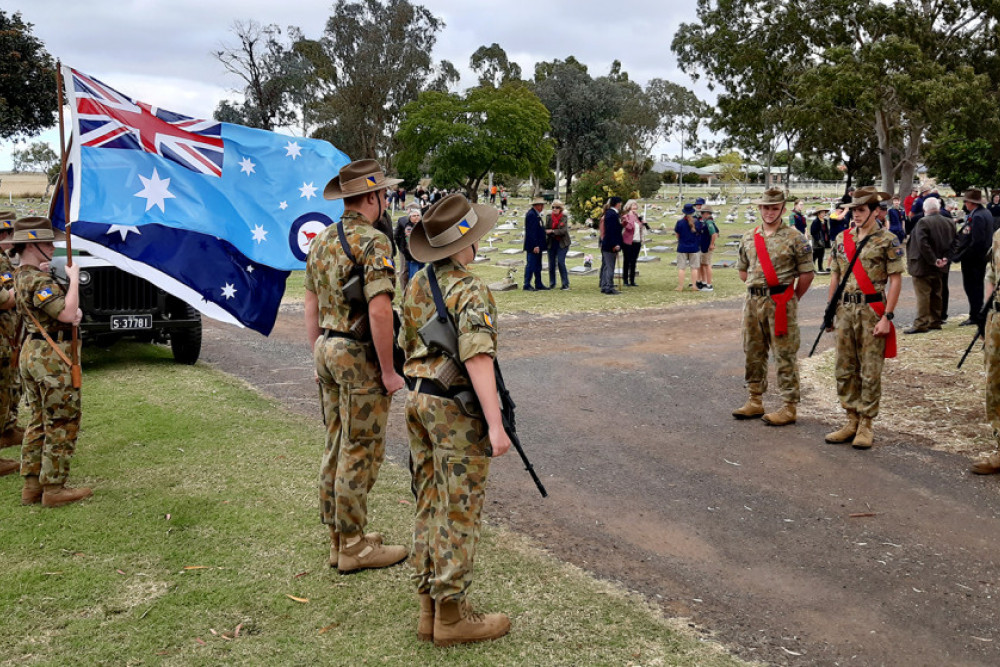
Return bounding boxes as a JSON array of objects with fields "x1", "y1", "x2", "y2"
[{"x1": 0, "y1": 343, "x2": 742, "y2": 666}]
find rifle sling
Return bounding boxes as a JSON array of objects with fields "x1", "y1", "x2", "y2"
[
  {"x1": 336, "y1": 220, "x2": 364, "y2": 280},
  {"x1": 23, "y1": 309, "x2": 74, "y2": 368}
]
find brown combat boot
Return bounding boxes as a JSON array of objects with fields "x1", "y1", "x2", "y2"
[
  {"x1": 0, "y1": 425, "x2": 23, "y2": 449},
  {"x1": 433, "y1": 599, "x2": 510, "y2": 647},
  {"x1": 21, "y1": 475, "x2": 42, "y2": 505},
  {"x1": 327, "y1": 527, "x2": 383, "y2": 567},
  {"x1": 0, "y1": 458, "x2": 17, "y2": 477},
  {"x1": 852, "y1": 417, "x2": 874, "y2": 450},
  {"x1": 971, "y1": 451, "x2": 1000, "y2": 475},
  {"x1": 732, "y1": 393, "x2": 765, "y2": 419},
  {"x1": 337, "y1": 534, "x2": 407, "y2": 574},
  {"x1": 761, "y1": 403, "x2": 796, "y2": 426},
  {"x1": 417, "y1": 593, "x2": 435, "y2": 642},
  {"x1": 825, "y1": 410, "x2": 859, "y2": 444},
  {"x1": 41, "y1": 483, "x2": 93, "y2": 508}
]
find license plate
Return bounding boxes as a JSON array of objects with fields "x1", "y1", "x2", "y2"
[{"x1": 110, "y1": 314, "x2": 152, "y2": 330}]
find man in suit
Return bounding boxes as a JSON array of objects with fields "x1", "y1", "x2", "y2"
[
  {"x1": 954, "y1": 188, "x2": 994, "y2": 327},
  {"x1": 904, "y1": 197, "x2": 955, "y2": 333},
  {"x1": 599, "y1": 197, "x2": 623, "y2": 295},
  {"x1": 522, "y1": 196, "x2": 549, "y2": 291}
]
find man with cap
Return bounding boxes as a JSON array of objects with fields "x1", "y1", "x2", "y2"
[
  {"x1": 12, "y1": 216, "x2": 89, "y2": 507},
  {"x1": 971, "y1": 214, "x2": 1000, "y2": 474},
  {"x1": 693, "y1": 197, "x2": 706, "y2": 220},
  {"x1": 0, "y1": 211, "x2": 22, "y2": 478},
  {"x1": 522, "y1": 196, "x2": 549, "y2": 291},
  {"x1": 824, "y1": 188, "x2": 904, "y2": 449},
  {"x1": 304, "y1": 159, "x2": 408, "y2": 573},
  {"x1": 953, "y1": 188, "x2": 994, "y2": 328},
  {"x1": 810, "y1": 206, "x2": 831, "y2": 274},
  {"x1": 400, "y1": 193, "x2": 512, "y2": 646},
  {"x1": 698, "y1": 205, "x2": 719, "y2": 291},
  {"x1": 733, "y1": 188, "x2": 814, "y2": 426}
]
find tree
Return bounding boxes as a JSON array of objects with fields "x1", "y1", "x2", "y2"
[
  {"x1": 568, "y1": 164, "x2": 639, "y2": 224},
  {"x1": 716, "y1": 151, "x2": 746, "y2": 199},
  {"x1": 469, "y1": 43, "x2": 522, "y2": 88},
  {"x1": 645, "y1": 80, "x2": 708, "y2": 199},
  {"x1": 214, "y1": 21, "x2": 310, "y2": 132},
  {"x1": 674, "y1": 0, "x2": 1000, "y2": 196},
  {"x1": 11, "y1": 141, "x2": 59, "y2": 197},
  {"x1": 395, "y1": 84, "x2": 553, "y2": 201},
  {"x1": 0, "y1": 11, "x2": 57, "y2": 141},
  {"x1": 533, "y1": 59, "x2": 621, "y2": 197},
  {"x1": 296, "y1": 0, "x2": 448, "y2": 169}
]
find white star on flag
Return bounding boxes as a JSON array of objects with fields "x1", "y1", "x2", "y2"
[
  {"x1": 221, "y1": 283, "x2": 237, "y2": 299},
  {"x1": 239, "y1": 156, "x2": 256, "y2": 175},
  {"x1": 279, "y1": 201, "x2": 288, "y2": 210},
  {"x1": 106, "y1": 224, "x2": 142, "y2": 241},
  {"x1": 285, "y1": 141, "x2": 302, "y2": 160},
  {"x1": 247, "y1": 265, "x2": 255, "y2": 273},
  {"x1": 134, "y1": 168, "x2": 176, "y2": 213},
  {"x1": 299, "y1": 182, "x2": 318, "y2": 200},
  {"x1": 251, "y1": 224, "x2": 268, "y2": 244}
]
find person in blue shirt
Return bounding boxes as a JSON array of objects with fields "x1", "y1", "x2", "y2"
[{"x1": 674, "y1": 203, "x2": 704, "y2": 291}]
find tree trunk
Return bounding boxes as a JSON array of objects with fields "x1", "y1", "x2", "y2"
[
  {"x1": 896, "y1": 123, "x2": 923, "y2": 197},
  {"x1": 565, "y1": 172, "x2": 574, "y2": 199},
  {"x1": 874, "y1": 108, "x2": 896, "y2": 196}
]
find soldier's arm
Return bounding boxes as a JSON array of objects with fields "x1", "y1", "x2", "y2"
[
  {"x1": 305, "y1": 289, "x2": 320, "y2": 348},
  {"x1": 368, "y1": 293, "x2": 404, "y2": 394},
  {"x1": 55, "y1": 264, "x2": 81, "y2": 324},
  {"x1": 0, "y1": 288, "x2": 13, "y2": 310},
  {"x1": 794, "y1": 271, "x2": 814, "y2": 300},
  {"x1": 466, "y1": 354, "x2": 511, "y2": 458}
]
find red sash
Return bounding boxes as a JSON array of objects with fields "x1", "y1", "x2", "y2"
[
  {"x1": 753, "y1": 228, "x2": 795, "y2": 336},
  {"x1": 843, "y1": 231, "x2": 897, "y2": 358}
]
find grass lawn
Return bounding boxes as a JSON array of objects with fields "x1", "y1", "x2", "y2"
[
  {"x1": 0, "y1": 343, "x2": 742, "y2": 666},
  {"x1": 282, "y1": 196, "x2": 834, "y2": 313}
]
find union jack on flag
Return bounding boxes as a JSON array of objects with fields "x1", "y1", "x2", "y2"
[{"x1": 68, "y1": 68, "x2": 224, "y2": 177}]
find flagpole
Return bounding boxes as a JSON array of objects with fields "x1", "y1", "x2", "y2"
[{"x1": 55, "y1": 60, "x2": 82, "y2": 388}]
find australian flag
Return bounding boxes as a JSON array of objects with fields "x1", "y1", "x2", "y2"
[
  {"x1": 57, "y1": 67, "x2": 353, "y2": 335},
  {"x1": 63, "y1": 66, "x2": 351, "y2": 271}
]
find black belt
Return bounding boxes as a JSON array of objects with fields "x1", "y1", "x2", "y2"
[
  {"x1": 29, "y1": 331, "x2": 70, "y2": 342},
  {"x1": 413, "y1": 378, "x2": 470, "y2": 399},
  {"x1": 842, "y1": 292, "x2": 884, "y2": 304},
  {"x1": 321, "y1": 328, "x2": 361, "y2": 341},
  {"x1": 748, "y1": 284, "x2": 790, "y2": 297}
]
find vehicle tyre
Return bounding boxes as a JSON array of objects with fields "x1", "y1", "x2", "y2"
[{"x1": 170, "y1": 305, "x2": 202, "y2": 365}]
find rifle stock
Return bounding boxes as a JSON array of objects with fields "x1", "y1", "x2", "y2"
[
  {"x1": 493, "y1": 360, "x2": 547, "y2": 498},
  {"x1": 808, "y1": 235, "x2": 872, "y2": 357}
]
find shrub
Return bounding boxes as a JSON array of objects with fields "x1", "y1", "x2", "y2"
[{"x1": 569, "y1": 163, "x2": 640, "y2": 224}]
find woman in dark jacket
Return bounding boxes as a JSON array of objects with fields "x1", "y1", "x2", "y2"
[
  {"x1": 810, "y1": 207, "x2": 830, "y2": 274},
  {"x1": 544, "y1": 200, "x2": 572, "y2": 290}
]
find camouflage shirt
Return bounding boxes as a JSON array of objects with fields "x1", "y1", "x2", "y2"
[
  {"x1": 0, "y1": 253, "x2": 20, "y2": 340},
  {"x1": 986, "y1": 228, "x2": 1000, "y2": 286},
  {"x1": 399, "y1": 259, "x2": 498, "y2": 385},
  {"x1": 14, "y1": 265, "x2": 67, "y2": 334},
  {"x1": 830, "y1": 226, "x2": 905, "y2": 293},
  {"x1": 737, "y1": 225, "x2": 814, "y2": 288},
  {"x1": 304, "y1": 210, "x2": 396, "y2": 333}
]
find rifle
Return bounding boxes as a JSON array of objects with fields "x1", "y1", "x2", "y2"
[
  {"x1": 422, "y1": 266, "x2": 546, "y2": 498},
  {"x1": 493, "y1": 359, "x2": 547, "y2": 498},
  {"x1": 957, "y1": 290, "x2": 995, "y2": 369},
  {"x1": 809, "y1": 235, "x2": 872, "y2": 357}
]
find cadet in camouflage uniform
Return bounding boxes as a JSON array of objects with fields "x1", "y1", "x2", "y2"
[
  {"x1": 733, "y1": 188, "x2": 815, "y2": 426},
  {"x1": 971, "y1": 226, "x2": 1000, "y2": 474},
  {"x1": 304, "y1": 159, "x2": 408, "y2": 573},
  {"x1": 401, "y1": 193, "x2": 513, "y2": 647},
  {"x1": 12, "y1": 217, "x2": 89, "y2": 507},
  {"x1": 824, "y1": 188, "x2": 903, "y2": 449},
  {"x1": 0, "y1": 211, "x2": 23, "y2": 477}
]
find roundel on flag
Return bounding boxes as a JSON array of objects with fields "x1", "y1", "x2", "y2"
[{"x1": 289, "y1": 212, "x2": 335, "y2": 262}]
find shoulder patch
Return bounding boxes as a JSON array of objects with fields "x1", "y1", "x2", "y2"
[
  {"x1": 484, "y1": 312, "x2": 494, "y2": 328},
  {"x1": 380, "y1": 256, "x2": 395, "y2": 270},
  {"x1": 36, "y1": 288, "x2": 53, "y2": 302}
]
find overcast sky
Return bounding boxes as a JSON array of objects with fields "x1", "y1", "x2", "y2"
[{"x1": 2, "y1": 0, "x2": 707, "y2": 171}]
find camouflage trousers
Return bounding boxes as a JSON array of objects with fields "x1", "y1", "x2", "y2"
[
  {"x1": 742, "y1": 294, "x2": 801, "y2": 403},
  {"x1": 315, "y1": 335, "x2": 390, "y2": 535},
  {"x1": 0, "y1": 341, "x2": 22, "y2": 442},
  {"x1": 834, "y1": 302, "x2": 887, "y2": 418},
  {"x1": 406, "y1": 389, "x2": 491, "y2": 602},
  {"x1": 19, "y1": 339, "x2": 80, "y2": 486},
  {"x1": 984, "y1": 310, "x2": 1000, "y2": 444}
]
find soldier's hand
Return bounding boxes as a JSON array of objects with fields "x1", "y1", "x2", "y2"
[
  {"x1": 873, "y1": 316, "x2": 892, "y2": 337},
  {"x1": 39, "y1": 262, "x2": 51, "y2": 273},
  {"x1": 72, "y1": 308, "x2": 83, "y2": 326},
  {"x1": 65, "y1": 264, "x2": 80, "y2": 282},
  {"x1": 488, "y1": 424, "x2": 512, "y2": 458},
  {"x1": 381, "y1": 370, "x2": 405, "y2": 395}
]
